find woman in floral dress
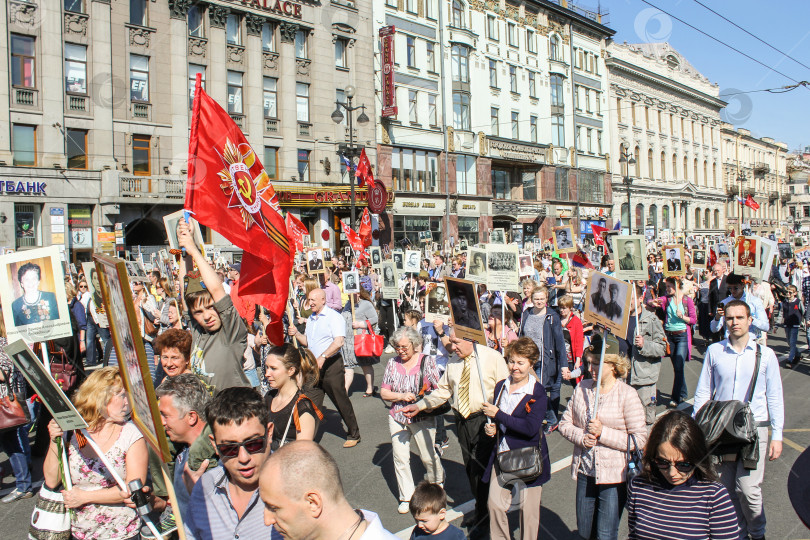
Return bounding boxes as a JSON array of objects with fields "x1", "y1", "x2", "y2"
[{"x1": 43, "y1": 367, "x2": 148, "y2": 540}]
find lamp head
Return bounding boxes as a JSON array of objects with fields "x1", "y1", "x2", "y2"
[
  {"x1": 345, "y1": 85, "x2": 356, "y2": 99},
  {"x1": 331, "y1": 104, "x2": 344, "y2": 124},
  {"x1": 357, "y1": 107, "x2": 369, "y2": 125}
]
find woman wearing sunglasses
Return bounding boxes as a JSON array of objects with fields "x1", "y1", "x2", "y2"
[{"x1": 627, "y1": 411, "x2": 739, "y2": 540}]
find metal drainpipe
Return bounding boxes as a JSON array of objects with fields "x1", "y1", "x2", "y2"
[{"x1": 438, "y1": 1, "x2": 450, "y2": 244}]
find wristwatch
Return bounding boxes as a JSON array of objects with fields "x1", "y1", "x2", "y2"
[{"x1": 437, "y1": 331, "x2": 446, "y2": 338}]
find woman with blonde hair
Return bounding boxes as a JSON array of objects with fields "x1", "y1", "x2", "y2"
[
  {"x1": 43, "y1": 367, "x2": 148, "y2": 540},
  {"x1": 559, "y1": 340, "x2": 647, "y2": 540}
]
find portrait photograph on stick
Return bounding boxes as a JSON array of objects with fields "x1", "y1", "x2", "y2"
[
  {"x1": 466, "y1": 246, "x2": 488, "y2": 284},
  {"x1": 425, "y1": 282, "x2": 451, "y2": 324},
  {"x1": 757, "y1": 236, "x2": 778, "y2": 281},
  {"x1": 306, "y1": 247, "x2": 326, "y2": 274},
  {"x1": 0, "y1": 245, "x2": 72, "y2": 343},
  {"x1": 163, "y1": 209, "x2": 204, "y2": 251},
  {"x1": 489, "y1": 228, "x2": 505, "y2": 244},
  {"x1": 381, "y1": 262, "x2": 399, "y2": 299},
  {"x1": 4, "y1": 339, "x2": 88, "y2": 431},
  {"x1": 343, "y1": 270, "x2": 360, "y2": 294},
  {"x1": 369, "y1": 246, "x2": 382, "y2": 268},
  {"x1": 485, "y1": 243, "x2": 520, "y2": 292},
  {"x1": 519, "y1": 254, "x2": 535, "y2": 277},
  {"x1": 444, "y1": 277, "x2": 485, "y2": 345},
  {"x1": 583, "y1": 270, "x2": 632, "y2": 337},
  {"x1": 661, "y1": 244, "x2": 686, "y2": 278},
  {"x1": 404, "y1": 249, "x2": 421, "y2": 273},
  {"x1": 691, "y1": 249, "x2": 707, "y2": 270},
  {"x1": 392, "y1": 250, "x2": 404, "y2": 270},
  {"x1": 736, "y1": 236, "x2": 759, "y2": 276},
  {"x1": 93, "y1": 255, "x2": 171, "y2": 461},
  {"x1": 612, "y1": 235, "x2": 648, "y2": 281},
  {"x1": 552, "y1": 225, "x2": 576, "y2": 253}
]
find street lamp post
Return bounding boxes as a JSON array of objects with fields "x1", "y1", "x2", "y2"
[
  {"x1": 737, "y1": 173, "x2": 746, "y2": 236},
  {"x1": 331, "y1": 84, "x2": 369, "y2": 227},
  {"x1": 619, "y1": 147, "x2": 636, "y2": 234}
]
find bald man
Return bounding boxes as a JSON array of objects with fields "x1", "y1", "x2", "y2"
[
  {"x1": 259, "y1": 441, "x2": 398, "y2": 539},
  {"x1": 288, "y1": 289, "x2": 361, "y2": 447}
]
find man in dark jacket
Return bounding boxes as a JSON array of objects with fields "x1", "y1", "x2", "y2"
[{"x1": 708, "y1": 261, "x2": 729, "y2": 343}]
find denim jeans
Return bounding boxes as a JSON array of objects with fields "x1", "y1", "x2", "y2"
[
  {"x1": 85, "y1": 320, "x2": 110, "y2": 366},
  {"x1": 667, "y1": 331, "x2": 689, "y2": 404},
  {"x1": 787, "y1": 325, "x2": 800, "y2": 364},
  {"x1": 545, "y1": 383, "x2": 561, "y2": 426},
  {"x1": 0, "y1": 425, "x2": 32, "y2": 492},
  {"x1": 575, "y1": 473, "x2": 626, "y2": 540}
]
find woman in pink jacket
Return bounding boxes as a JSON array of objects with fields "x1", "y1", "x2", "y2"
[{"x1": 559, "y1": 340, "x2": 647, "y2": 540}]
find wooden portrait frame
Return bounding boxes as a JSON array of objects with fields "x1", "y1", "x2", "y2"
[
  {"x1": 736, "y1": 236, "x2": 759, "y2": 276},
  {"x1": 691, "y1": 249, "x2": 708, "y2": 270},
  {"x1": 552, "y1": 225, "x2": 577, "y2": 254},
  {"x1": 343, "y1": 270, "x2": 360, "y2": 294},
  {"x1": 613, "y1": 235, "x2": 648, "y2": 281},
  {"x1": 661, "y1": 245, "x2": 686, "y2": 278},
  {"x1": 305, "y1": 247, "x2": 326, "y2": 274},
  {"x1": 368, "y1": 246, "x2": 383, "y2": 269},
  {"x1": 425, "y1": 282, "x2": 451, "y2": 324}
]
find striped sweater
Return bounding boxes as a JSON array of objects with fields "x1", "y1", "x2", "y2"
[{"x1": 627, "y1": 475, "x2": 740, "y2": 540}]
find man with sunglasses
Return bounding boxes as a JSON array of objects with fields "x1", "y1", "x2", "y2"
[
  {"x1": 185, "y1": 387, "x2": 281, "y2": 540},
  {"x1": 709, "y1": 273, "x2": 769, "y2": 342},
  {"x1": 694, "y1": 299, "x2": 784, "y2": 540}
]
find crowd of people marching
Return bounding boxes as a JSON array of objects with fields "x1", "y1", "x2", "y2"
[{"x1": 0, "y1": 223, "x2": 795, "y2": 540}]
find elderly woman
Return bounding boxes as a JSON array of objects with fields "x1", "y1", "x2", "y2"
[
  {"x1": 12, "y1": 262, "x2": 59, "y2": 325},
  {"x1": 559, "y1": 343, "x2": 647, "y2": 540},
  {"x1": 153, "y1": 328, "x2": 193, "y2": 383},
  {"x1": 43, "y1": 367, "x2": 148, "y2": 540},
  {"x1": 381, "y1": 326, "x2": 444, "y2": 514},
  {"x1": 482, "y1": 337, "x2": 551, "y2": 540}
]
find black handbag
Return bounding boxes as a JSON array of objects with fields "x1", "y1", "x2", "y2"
[
  {"x1": 695, "y1": 344, "x2": 761, "y2": 459},
  {"x1": 414, "y1": 355, "x2": 451, "y2": 421},
  {"x1": 626, "y1": 433, "x2": 643, "y2": 486},
  {"x1": 493, "y1": 384, "x2": 544, "y2": 486}
]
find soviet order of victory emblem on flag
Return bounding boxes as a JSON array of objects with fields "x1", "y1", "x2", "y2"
[{"x1": 217, "y1": 140, "x2": 277, "y2": 234}]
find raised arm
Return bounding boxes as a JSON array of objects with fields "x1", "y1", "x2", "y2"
[{"x1": 177, "y1": 219, "x2": 225, "y2": 303}]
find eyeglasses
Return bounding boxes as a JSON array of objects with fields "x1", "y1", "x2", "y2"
[
  {"x1": 394, "y1": 344, "x2": 412, "y2": 351},
  {"x1": 215, "y1": 434, "x2": 268, "y2": 458},
  {"x1": 79, "y1": 284, "x2": 88, "y2": 289},
  {"x1": 653, "y1": 457, "x2": 695, "y2": 473}
]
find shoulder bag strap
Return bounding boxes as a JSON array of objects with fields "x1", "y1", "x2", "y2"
[
  {"x1": 278, "y1": 394, "x2": 297, "y2": 449},
  {"x1": 744, "y1": 343, "x2": 762, "y2": 404},
  {"x1": 80, "y1": 428, "x2": 128, "y2": 491}
]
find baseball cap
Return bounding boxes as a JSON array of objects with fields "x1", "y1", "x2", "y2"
[{"x1": 229, "y1": 263, "x2": 241, "y2": 273}]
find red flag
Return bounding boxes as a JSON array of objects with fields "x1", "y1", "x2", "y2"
[
  {"x1": 728, "y1": 229, "x2": 736, "y2": 238},
  {"x1": 185, "y1": 75, "x2": 291, "y2": 339},
  {"x1": 285, "y1": 213, "x2": 309, "y2": 255},
  {"x1": 355, "y1": 148, "x2": 375, "y2": 188},
  {"x1": 355, "y1": 250, "x2": 369, "y2": 269},
  {"x1": 340, "y1": 220, "x2": 364, "y2": 252},
  {"x1": 744, "y1": 194, "x2": 760, "y2": 211},
  {"x1": 359, "y1": 208, "x2": 372, "y2": 248},
  {"x1": 590, "y1": 224, "x2": 609, "y2": 247},
  {"x1": 571, "y1": 249, "x2": 595, "y2": 269},
  {"x1": 709, "y1": 248, "x2": 717, "y2": 267}
]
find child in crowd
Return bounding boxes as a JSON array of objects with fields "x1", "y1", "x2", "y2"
[{"x1": 409, "y1": 482, "x2": 465, "y2": 539}]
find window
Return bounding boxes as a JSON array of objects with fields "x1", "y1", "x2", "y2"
[
  {"x1": 395, "y1": 215, "x2": 443, "y2": 246},
  {"x1": 391, "y1": 148, "x2": 439, "y2": 192},
  {"x1": 406, "y1": 36, "x2": 416, "y2": 68},
  {"x1": 530, "y1": 115, "x2": 537, "y2": 143},
  {"x1": 617, "y1": 98, "x2": 622, "y2": 123},
  {"x1": 575, "y1": 86, "x2": 581, "y2": 110},
  {"x1": 551, "y1": 115, "x2": 564, "y2": 147},
  {"x1": 64, "y1": 44, "x2": 87, "y2": 94},
  {"x1": 132, "y1": 134, "x2": 151, "y2": 176},
  {"x1": 489, "y1": 60, "x2": 497, "y2": 87},
  {"x1": 490, "y1": 107, "x2": 499, "y2": 136},
  {"x1": 428, "y1": 94, "x2": 437, "y2": 126},
  {"x1": 188, "y1": 5, "x2": 204, "y2": 37},
  {"x1": 425, "y1": 0, "x2": 436, "y2": 18},
  {"x1": 579, "y1": 169, "x2": 605, "y2": 204},
  {"x1": 453, "y1": 92, "x2": 470, "y2": 130},
  {"x1": 12, "y1": 125, "x2": 36, "y2": 166},
  {"x1": 295, "y1": 30, "x2": 308, "y2": 58},
  {"x1": 587, "y1": 128, "x2": 593, "y2": 153},
  {"x1": 492, "y1": 169, "x2": 511, "y2": 199},
  {"x1": 66, "y1": 129, "x2": 87, "y2": 169},
  {"x1": 703, "y1": 160, "x2": 708, "y2": 186},
  {"x1": 262, "y1": 22, "x2": 275, "y2": 51},
  {"x1": 335, "y1": 38, "x2": 348, "y2": 68},
  {"x1": 527, "y1": 30, "x2": 536, "y2": 53},
  {"x1": 585, "y1": 88, "x2": 591, "y2": 113},
  {"x1": 549, "y1": 35, "x2": 560, "y2": 61},
  {"x1": 296, "y1": 83, "x2": 309, "y2": 123},
  {"x1": 662, "y1": 205, "x2": 670, "y2": 229},
  {"x1": 263, "y1": 77, "x2": 277, "y2": 118},
  {"x1": 451, "y1": 45, "x2": 469, "y2": 83},
  {"x1": 509, "y1": 65, "x2": 517, "y2": 93},
  {"x1": 672, "y1": 154, "x2": 677, "y2": 179},
  {"x1": 405, "y1": 0, "x2": 416, "y2": 13},
  {"x1": 297, "y1": 149, "x2": 310, "y2": 182},
  {"x1": 130, "y1": 0, "x2": 147, "y2": 26},
  {"x1": 129, "y1": 54, "x2": 149, "y2": 102},
  {"x1": 487, "y1": 15, "x2": 498, "y2": 40},
  {"x1": 511, "y1": 112, "x2": 519, "y2": 139},
  {"x1": 528, "y1": 71, "x2": 536, "y2": 97},
  {"x1": 335, "y1": 89, "x2": 346, "y2": 125},
  {"x1": 555, "y1": 167, "x2": 569, "y2": 200},
  {"x1": 523, "y1": 171, "x2": 537, "y2": 200},
  {"x1": 426, "y1": 42, "x2": 435, "y2": 72},
  {"x1": 597, "y1": 131, "x2": 602, "y2": 154},
  {"x1": 645, "y1": 106, "x2": 650, "y2": 129},
  {"x1": 631, "y1": 102, "x2": 636, "y2": 125},
  {"x1": 227, "y1": 71, "x2": 243, "y2": 114},
  {"x1": 456, "y1": 154, "x2": 477, "y2": 195},
  {"x1": 15, "y1": 203, "x2": 41, "y2": 249},
  {"x1": 64, "y1": 0, "x2": 84, "y2": 13},
  {"x1": 226, "y1": 14, "x2": 241, "y2": 45},
  {"x1": 595, "y1": 92, "x2": 601, "y2": 115},
  {"x1": 408, "y1": 90, "x2": 418, "y2": 123},
  {"x1": 550, "y1": 75, "x2": 563, "y2": 107},
  {"x1": 714, "y1": 209, "x2": 720, "y2": 229},
  {"x1": 508, "y1": 23, "x2": 517, "y2": 47},
  {"x1": 660, "y1": 151, "x2": 666, "y2": 179},
  {"x1": 452, "y1": 0, "x2": 464, "y2": 28},
  {"x1": 263, "y1": 147, "x2": 279, "y2": 180},
  {"x1": 694, "y1": 158, "x2": 699, "y2": 183},
  {"x1": 11, "y1": 35, "x2": 35, "y2": 88},
  {"x1": 683, "y1": 156, "x2": 688, "y2": 180},
  {"x1": 188, "y1": 64, "x2": 205, "y2": 109}
]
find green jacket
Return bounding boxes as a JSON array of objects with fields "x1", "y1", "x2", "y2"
[{"x1": 148, "y1": 424, "x2": 218, "y2": 498}]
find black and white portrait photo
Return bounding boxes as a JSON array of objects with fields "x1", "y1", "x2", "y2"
[
  {"x1": 552, "y1": 225, "x2": 576, "y2": 253},
  {"x1": 445, "y1": 277, "x2": 485, "y2": 344},
  {"x1": 489, "y1": 229, "x2": 506, "y2": 244},
  {"x1": 613, "y1": 235, "x2": 647, "y2": 281},
  {"x1": 164, "y1": 209, "x2": 204, "y2": 251},
  {"x1": 662, "y1": 245, "x2": 685, "y2": 277},
  {"x1": 425, "y1": 283, "x2": 451, "y2": 323},
  {"x1": 419, "y1": 230, "x2": 433, "y2": 243},
  {"x1": 404, "y1": 250, "x2": 421, "y2": 273},
  {"x1": 692, "y1": 249, "x2": 707, "y2": 270},
  {"x1": 485, "y1": 244, "x2": 520, "y2": 292},
  {"x1": 466, "y1": 247, "x2": 487, "y2": 284},
  {"x1": 343, "y1": 271, "x2": 360, "y2": 294},
  {"x1": 306, "y1": 248, "x2": 325, "y2": 274},
  {"x1": 583, "y1": 271, "x2": 631, "y2": 337},
  {"x1": 519, "y1": 255, "x2": 534, "y2": 277},
  {"x1": 369, "y1": 246, "x2": 382, "y2": 268},
  {"x1": 381, "y1": 262, "x2": 399, "y2": 300},
  {"x1": 392, "y1": 250, "x2": 404, "y2": 270}
]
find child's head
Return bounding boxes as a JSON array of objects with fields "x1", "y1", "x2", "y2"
[
  {"x1": 403, "y1": 309, "x2": 422, "y2": 328},
  {"x1": 409, "y1": 482, "x2": 447, "y2": 534},
  {"x1": 788, "y1": 284, "x2": 798, "y2": 297}
]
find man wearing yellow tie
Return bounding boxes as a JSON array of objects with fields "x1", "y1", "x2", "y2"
[{"x1": 402, "y1": 334, "x2": 508, "y2": 540}]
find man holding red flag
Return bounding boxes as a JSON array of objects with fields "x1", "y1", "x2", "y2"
[{"x1": 185, "y1": 74, "x2": 291, "y2": 346}]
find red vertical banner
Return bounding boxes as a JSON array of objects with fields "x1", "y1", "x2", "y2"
[{"x1": 379, "y1": 25, "x2": 397, "y2": 118}]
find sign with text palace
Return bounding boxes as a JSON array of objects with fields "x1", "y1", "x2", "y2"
[
  {"x1": 224, "y1": 0, "x2": 303, "y2": 19},
  {"x1": 379, "y1": 26, "x2": 397, "y2": 118},
  {"x1": 275, "y1": 186, "x2": 395, "y2": 208}
]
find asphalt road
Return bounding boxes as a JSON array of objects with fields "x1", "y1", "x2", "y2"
[{"x1": 2, "y1": 329, "x2": 809, "y2": 539}]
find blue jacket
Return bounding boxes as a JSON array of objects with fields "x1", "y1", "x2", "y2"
[
  {"x1": 483, "y1": 378, "x2": 551, "y2": 488},
  {"x1": 519, "y1": 309, "x2": 567, "y2": 389}
]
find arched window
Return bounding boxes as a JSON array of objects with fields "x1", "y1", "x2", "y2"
[
  {"x1": 452, "y1": 0, "x2": 465, "y2": 28},
  {"x1": 704, "y1": 208, "x2": 711, "y2": 229},
  {"x1": 683, "y1": 156, "x2": 688, "y2": 181},
  {"x1": 549, "y1": 35, "x2": 560, "y2": 61},
  {"x1": 703, "y1": 160, "x2": 708, "y2": 187},
  {"x1": 694, "y1": 208, "x2": 700, "y2": 228},
  {"x1": 621, "y1": 203, "x2": 629, "y2": 228},
  {"x1": 634, "y1": 145, "x2": 641, "y2": 177},
  {"x1": 672, "y1": 154, "x2": 678, "y2": 180},
  {"x1": 648, "y1": 148, "x2": 654, "y2": 180},
  {"x1": 636, "y1": 204, "x2": 644, "y2": 233},
  {"x1": 649, "y1": 204, "x2": 658, "y2": 235},
  {"x1": 694, "y1": 158, "x2": 699, "y2": 184},
  {"x1": 662, "y1": 205, "x2": 670, "y2": 229},
  {"x1": 660, "y1": 151, "x2": 666, "y2": 180}
]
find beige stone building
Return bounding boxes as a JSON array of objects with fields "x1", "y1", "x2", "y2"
[{"x1": 0, "y1": 0, "x2": 376, "y2": 261}]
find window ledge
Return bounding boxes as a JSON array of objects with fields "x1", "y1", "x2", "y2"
[{"x1": 336, "y1": 66, "x2": 350, "y2": 72}]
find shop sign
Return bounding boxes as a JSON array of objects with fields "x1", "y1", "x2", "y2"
[
  {"x1": 227, "y1": 0, "x2": 303, "y2": 19},
  {"x1": 276, "y1": 186, "x2": 395, "y2": 208},
  {"x1": 457, "y1": 201, "x2": 480, "y2": 216},
  {"x1": 368, "y1": 182, "x2": 388, "y2": 214},
  {"x1": 379, "y1": 26, "x2": 397, "y2": 117},
  {"x1": 394, "y1": 197, "x2": 446, "y2": 215},
  {"x1": 0, "y1": 181, "x2": 47, "y2": 195},
  {"x1": 487, "y1": 138, "x2": 546, "y2": 163}
]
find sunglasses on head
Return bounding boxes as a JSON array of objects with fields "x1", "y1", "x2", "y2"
[
  {"x1": 653, "y1": 457, "x2": 695, "y2": 473},
  {"x1": 215, "y1": 433, "x2": 267, "y2": 458}
]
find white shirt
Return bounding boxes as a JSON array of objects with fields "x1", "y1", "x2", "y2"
[
  {"x1": 417, "y1": 320, "x2": 450, "y2": 368},
  {"x1": 359, "y1": 510, "x2": 398, "y2": 540},
  {"x1": 693, "y1": 337, "x2": 784, "y2": 441},
  {"x1": 495, "y1": 376, "x2": 535, "y2": 452},
  {"x1": 304, "y1": 306, "x2": 346, "y2": 358}
]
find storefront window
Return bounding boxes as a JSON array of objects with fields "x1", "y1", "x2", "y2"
[
  {"x1": 458, "y1": 217, "x2": 478, "y2": 244},
  {"x1": 522, "y1": 171, "x2": 536, "y2": 201},
  {"x1": 15, "y1": 203, "x2": 41, "y2": 249},
  {"x1": 394, "y1": 215, "x2": 442, "y2": 247}
]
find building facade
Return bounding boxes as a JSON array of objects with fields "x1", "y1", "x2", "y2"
[
  {"x1": 1, "y1": 0, "x2": 377, "y2": 261},
  {"x1": 786, "y1": 149, "x2": 810, "y2": 240},
  {"x1": 720, "y1": 125, "x2": 789, "y2": 238},
  {"x1": 606, "y1": 42, "x2": 727, "y2": 244},
  {"x1": 373, "y1": 0, "x2": 614, "y2": 248}
]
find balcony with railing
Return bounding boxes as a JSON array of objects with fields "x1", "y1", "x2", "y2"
[
  {"x1": 131, "y1": 102, "x2": 151, "y2": 120},
  {"x1": 67, "y1": 94, "x2": 88, "y2": 112},
  {"x1": 14, "y1": 88, "x2": 37, "y2": 107},
  {"x1": 754, "y1": 162, "x2": 770, "y2": 176},
  {"x1": 297, "y1": 122, "x2": 312, "y2": 138},
  {"x1": 265, "y1": 118, "x2": 279, "y2": 135},
  {"x1": 230, "y1": 114, "x2": 244, "y2": 129},
  {"x1": 119, "y1": 175, "x2": 185, "y2": 200}
]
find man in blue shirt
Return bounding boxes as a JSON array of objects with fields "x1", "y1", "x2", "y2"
[
  {"x1": 694, "y1": 299, "x2": 784, "y2": 540},
  {"x1": 709, "y1": 273, "x2": 769, "y2": 341}
]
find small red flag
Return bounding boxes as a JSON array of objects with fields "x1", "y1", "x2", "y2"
[
  {"x1": 744, "y1": 194, "x2": 760, "y2": 211},
  {"x1": 355, "y1": 148, "x2": 375, "y2": 188},
  {"x1": 590, "y1": 224, "x2": 609, "y2": 247},
  {"x1": 340, "y1": 220, "x2": 364, "y2": 252},
  {"x1": 285, "y1": 213, "x2": 309, "y2": 256},
  {"x1": 359, "y1": 208, "x2": 373, "y2": 248},
  {"x1": 709, "y1": 248, "x2": 717, "y2": 267}
]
